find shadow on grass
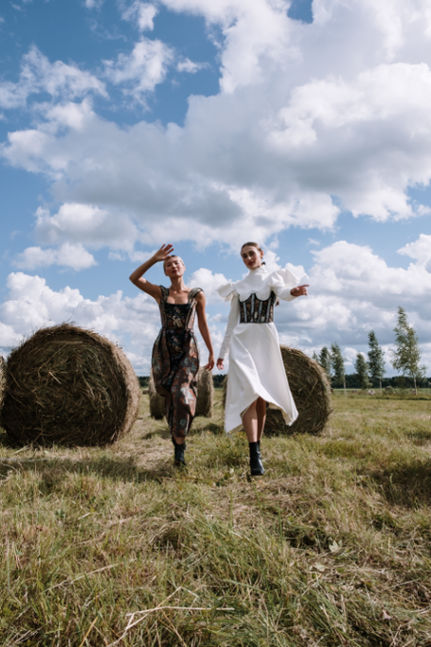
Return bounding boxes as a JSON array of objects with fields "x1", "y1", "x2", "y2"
[
  {"x1": 406, "y1": 429, "x2": 431, "y2": 445},
  {"x1": 0, "y1": 453, "x2": 174, "y2": 484},
  {"x1": 371, "y1": 460, "x2": 431, "y2": 507}
]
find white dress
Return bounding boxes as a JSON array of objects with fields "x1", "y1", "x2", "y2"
[{"x1": 218, "y1": 266, "x2": 299, "y2": 433}]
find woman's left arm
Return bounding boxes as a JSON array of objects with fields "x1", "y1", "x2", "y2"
[{"x1": 196, "y1": 291, "x2": 215, "y2": 370}]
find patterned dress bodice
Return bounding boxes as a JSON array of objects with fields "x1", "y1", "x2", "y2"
[
  {"x1": 157, "y1": 285, "x2": 201, "y2": 366},
  {"x1": 159, "y1": 286, "x2": 199, "y2": 331},
  {"x1": 239, "y1": 291, "x2": 276, "y2": 323}
]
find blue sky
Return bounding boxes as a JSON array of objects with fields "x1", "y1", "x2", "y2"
[{"x1": 1, "y1": 0, "x2": 430, "y2": 376}]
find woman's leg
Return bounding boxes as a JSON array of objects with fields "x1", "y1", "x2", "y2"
[
  {"x1": 256, "y1": 397, "x2": 267, "y2": 441},
  {"x1": 242, "y1": 399, "x2": 258, "y2": 442},
  {"x1": 242, "y1": 400, "x2": 264, "y2": 475}
]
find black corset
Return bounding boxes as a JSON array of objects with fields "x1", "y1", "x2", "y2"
[{"x1": 239, "y1": 291, "x2": 275, "y2": 323}]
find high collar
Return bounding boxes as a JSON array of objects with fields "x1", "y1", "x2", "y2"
[{"x1": 247, "y1": 265, "x2": 266, "y2": 276}]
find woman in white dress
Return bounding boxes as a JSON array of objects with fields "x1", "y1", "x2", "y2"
[{"x1": 216, "y1": 242, "x2": 308, "y2": 476}]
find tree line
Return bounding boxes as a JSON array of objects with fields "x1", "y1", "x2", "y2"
[{"x1": 313, "y1": 307, "x2": 429, "y2": 392}]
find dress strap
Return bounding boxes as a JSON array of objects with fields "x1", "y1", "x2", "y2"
[
  {"x1": 188, "y1": 287, "x2": 202, "y2": 301},
  {"x1": 184, "y1": 287, "x2": 202, "y2": 329},
  {"x1": 159, "y1": 285, "x2": 169, "y2": 301}
]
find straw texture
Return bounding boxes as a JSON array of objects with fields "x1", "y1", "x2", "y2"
[{"x1": 1, "y1": 324, "x2": 141, "y2": 446}]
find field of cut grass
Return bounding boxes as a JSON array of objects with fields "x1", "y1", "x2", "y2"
[{"x1": 1, "y1": 389, "x2": 431, "y2": 646}]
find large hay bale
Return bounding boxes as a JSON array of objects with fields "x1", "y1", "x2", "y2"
[
  {"x1": 0, "y1": 356, "x2": 6, "y2": 413},
  {"x1": 1, "y1": 324, "x2": 141, "y2": 446},
  {"x1": 222, "y1": 346, "x2": 331, "y2": 435},
  {"x1": 195, "y1": 367, "x2": 213, "y2": 417},
  {"x1": 265, "y1": 346, "x2": 332, "y2": 435},
  {"x1": 148, "y1": 372, "x2": 166, "y2": 419},
  {"x1": 148, "y1": 366, "x2": 214, "y2": 420}
]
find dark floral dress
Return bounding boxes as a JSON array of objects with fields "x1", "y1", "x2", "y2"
[{"x1": 151, "y1": 286, "x2": 201, "y2": 439}]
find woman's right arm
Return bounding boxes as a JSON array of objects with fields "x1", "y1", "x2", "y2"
[{"x1": 129, "y1": 243, "x2": 173, "y2": 302}]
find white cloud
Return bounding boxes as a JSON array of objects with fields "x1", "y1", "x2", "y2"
[
  {"x1": 177, "y1": 58, "x2": 207, "y2": 73},
  {"x1": 34, "y1": 203, "x2": 138, "y2": 251},
  {"x1": 121, "y1": 2, "x2": 158, "y2": 32},
  {"x1": 0, "y1": 322, "x2": 21, "y2": 352},
  {"x1": 43, "y1": 99, "x2": 95, "y2": 132},
  {"x1": 398, "y1": 234, "x2": 431, "y2": 269},
  {"x1": 103, "y1": 37, "x2": 173, "y2": 101},
  {"x1": 2, "y1": 231, "x2": 431, "y2": 373},
  {"x1": 0, "y1": 46, "x2": 106, "y2": 110},
  {"x1": 15, "y1": 243, "x2": 96, "y2": 271},
  {"x1": 1, "y1": 0, "x2": 431, "y2": 299},
  {"x1": 84, "y1": 0, "x2": 104, "y2": 9},
  {"x1": 0, "y1": 272, "x2": 161, "y2": 373},
  {"x1": 188, "y1": 267, "x2": 228, "y2": 301},
  {"x1": 3, "y1": 0, "x2": 431, "y2": 248}
]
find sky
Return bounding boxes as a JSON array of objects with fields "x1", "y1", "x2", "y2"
[{"x1": 0, "y1": 0, "x2": 430, "y2": 377}]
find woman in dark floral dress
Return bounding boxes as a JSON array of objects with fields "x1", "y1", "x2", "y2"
[{"x1": 130, "y1": 244, "x2": 214, "y2": 466}]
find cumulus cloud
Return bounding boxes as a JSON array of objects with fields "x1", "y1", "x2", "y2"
[
  {"x1": 2, "y1": 231, "x2": 431, "y2": 374},
  {"x1": 103, "y1": 36, "x2": 173, "y2": 101},
  {"x1": 398, "y1": 234, "x2": 431, "y2": 269},
  {"x1": 0, "y1": 46, "x2": 106, "y2": 110},
  {"x1": 2, "y1": 0, "x2": 431, "y2": 250},
  {"x1": 34, "y1": 204, "x2": 138, "y2": 251},
  {"x1": 177, "y1": 58, "x2": 207, "y2": 73},
  {"x1": 121, "y1": 1, "x2": 158, "y2": 32},
  {"x1": 15, "y1": 243, "x2": 96, "y2": 271},
  {"x1": 0, "y1": 272, "x2": 161, "y2": 372}
]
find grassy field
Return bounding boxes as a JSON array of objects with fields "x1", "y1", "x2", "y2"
[{"x1": 1, "y1": 389, "x2": 431, "y2": 646}]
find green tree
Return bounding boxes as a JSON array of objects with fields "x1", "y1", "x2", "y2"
[
  {"x1": 355, "y1": 353, "x2": 370, "y2": 390},
  {"x1": 392, "y1": 307, "x2": 425, "y2": 394},
  {"x1": 318, "y1": 346, "x2": 332, "y2": 380},
  {"x1": 367, "y1": 330, "x2": 385, "y2": 389},
  {"x1": 330, "y1": 343, "x2": 345, "y2": 389}
]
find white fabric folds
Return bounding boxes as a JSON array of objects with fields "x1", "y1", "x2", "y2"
[{"x1": 218, "y1": 266, "x2": 299, "y2": 433}]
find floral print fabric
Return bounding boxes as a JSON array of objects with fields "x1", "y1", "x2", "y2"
[{"x1": 151, "y1": 286, "x2": 201, "y2": 439}]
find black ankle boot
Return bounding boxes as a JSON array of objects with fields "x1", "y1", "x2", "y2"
[
  {"x1": 249, "y1": 441, "x2": 264, "y2": 476},
  {"x1": 172, "y1": 439, "x2": 186, "y2": 467}
]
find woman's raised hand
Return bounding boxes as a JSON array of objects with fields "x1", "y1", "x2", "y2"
[{"x1": 153, "y1": 243, "x2": 174, "y2": 263}]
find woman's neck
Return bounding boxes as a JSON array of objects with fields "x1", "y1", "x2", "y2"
[
  {"x1": 167, "y1": 277, "x2": 189, "y2": 303},
  {"x1": 169, "y1": 277, "x2": 186, "y2": 292}
]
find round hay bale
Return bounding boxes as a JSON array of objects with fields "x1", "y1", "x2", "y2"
[
  {"x1": 0, "y1": 355, "x2": 6, "y2": 414},
  {"x1": 1, "y1": 324, "x2": 141, "y2": 446},
  {"x1": 264, "y1": 346, "x2": 332, "y2": 436},
  {"x1": 148, "y1": 371, "x2": 166, "y2": 419},
  {"x1": 195, "y1": 367, "x2": 214, "y2": 417}
]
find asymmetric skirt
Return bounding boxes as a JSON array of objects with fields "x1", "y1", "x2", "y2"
[{"x1": 224, "y1": 322, "x2": 298, "y2": 433}]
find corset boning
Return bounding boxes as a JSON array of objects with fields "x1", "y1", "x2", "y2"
[{"x1": 239, "y1": 291, "x2": 275, "y2": 323}]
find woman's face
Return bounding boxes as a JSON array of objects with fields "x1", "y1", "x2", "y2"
[
  {"x1": 164, "y1": 255, "x2": 185, "y2": 278},
  {"x1": 241, "y1": 245, "x2": 263, "y2": 270}
]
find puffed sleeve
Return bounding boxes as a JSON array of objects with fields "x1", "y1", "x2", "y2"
[
  {"x1": 269, "y1": 267, "x2": 299, "y2": 301},
  {"x1": 218, "y1": 282, "x2": 236, "y2": 301},
  {"x1": 217, "y1": 293, "x2": 240, "y2": 360}
]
